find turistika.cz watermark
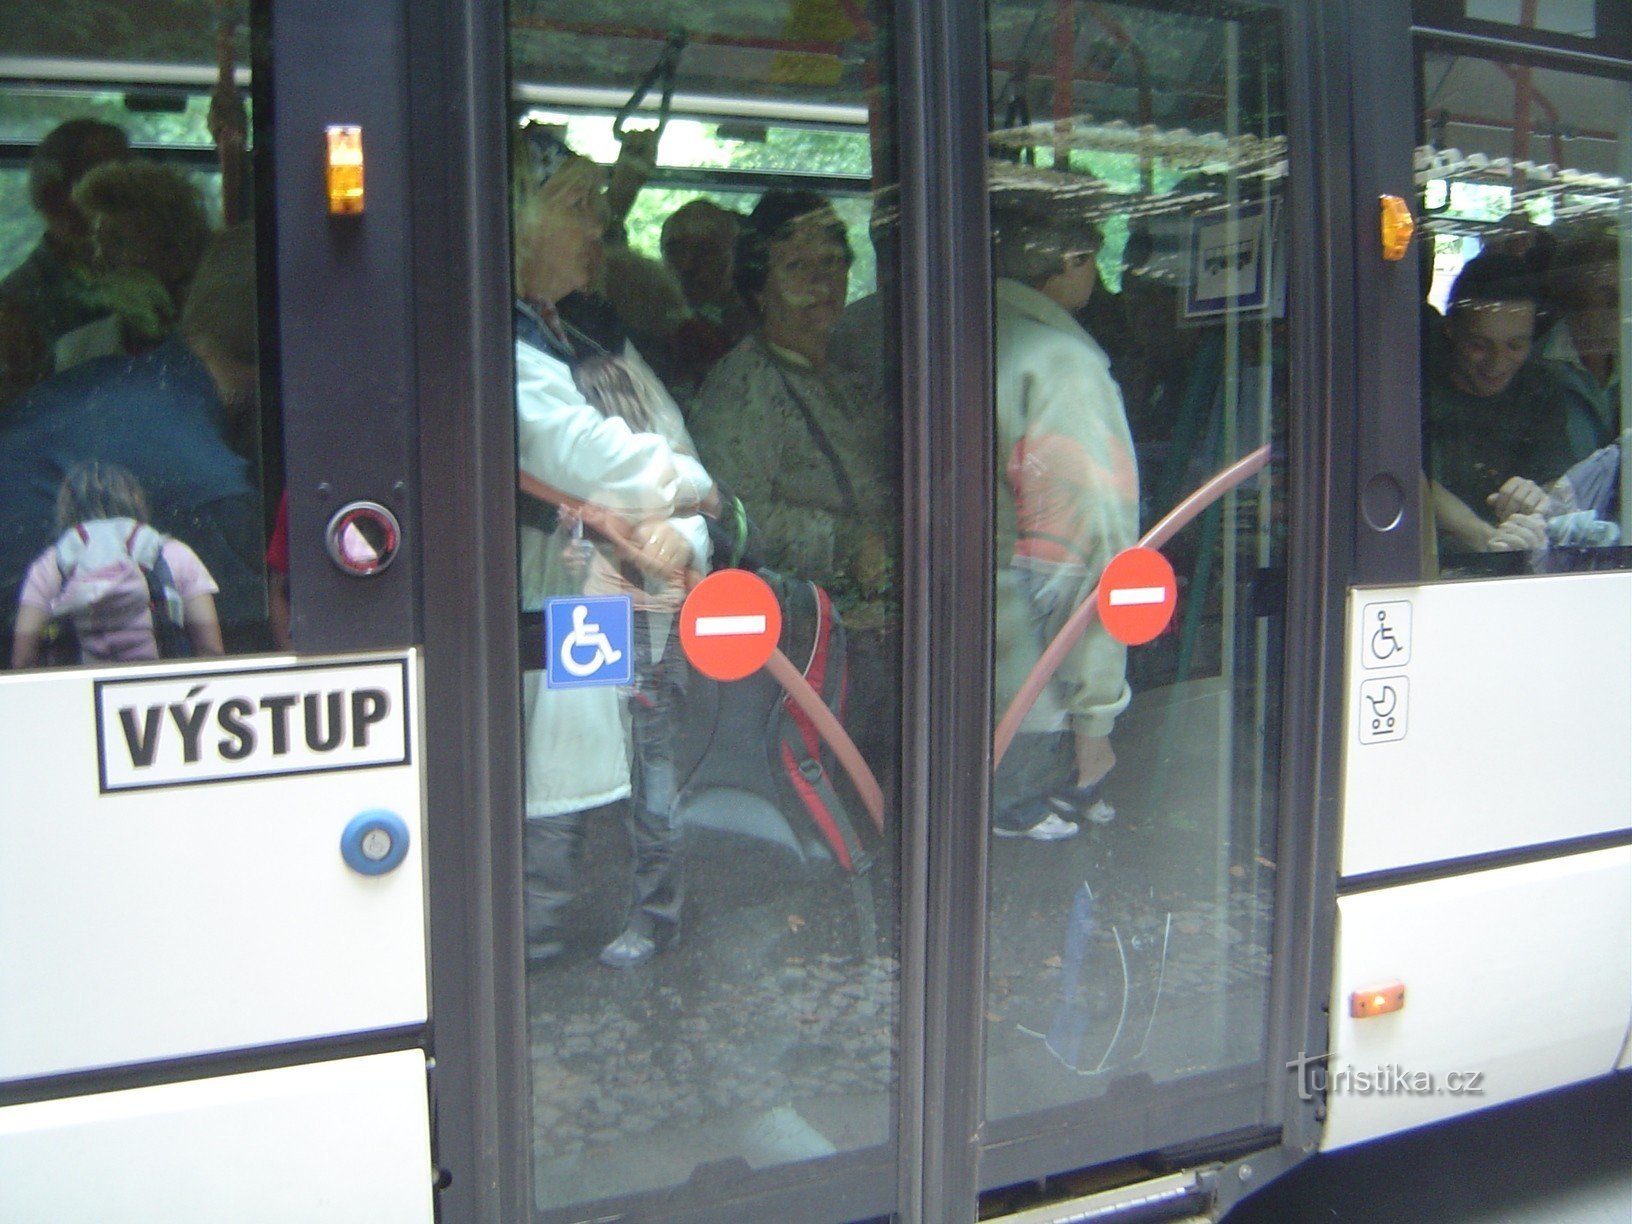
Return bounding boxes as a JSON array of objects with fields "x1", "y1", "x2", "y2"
[{"x1": 1287, "y1": 1051, "x2": 1487, "y2": 1102}]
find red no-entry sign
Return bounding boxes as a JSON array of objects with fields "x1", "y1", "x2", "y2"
[
  {"x1": 680, "y1": 570, "x2": 783, "y2": 681},
  {"x1": 1097, "y1": 547, "x2": 1177, "y2": 645}
]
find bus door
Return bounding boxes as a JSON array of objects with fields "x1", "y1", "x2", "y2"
[
  {"x1": 967, "y1": 2, "x2": 1316, "y2": 1214},
  {"x1": 0, "y1": 2, "x2": 433, "y2": 1219},
  {"x1": 421, "y1": 1, "x2": 1321, "y2": 1221},
  {"x1": 1324, "y1": 0, "x2": 1632, "y2": 1154}
]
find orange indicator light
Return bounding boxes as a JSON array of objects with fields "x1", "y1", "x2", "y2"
[
  {"x1": 325, "y1": 125, "x2": 364, "y2": 215},
  {"x1": 1350, "y1": 980, "x2": 1406, "y2": 1018},
  {"x1": 1379, "y1": 194, "x2": 1415, "y2": 261}
]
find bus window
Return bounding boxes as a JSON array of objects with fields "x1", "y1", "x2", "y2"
[
  {"x1": 982, "y1": 0, "x2": 1289, "y2": 1174},
  {"x1": 507, "y1": 6, "x2": 901, "y2": 1217},
  {"x1": 0, "y1": 9, "x2": 273, "y2": 667},
  {"x1": 1426, "y1": 0, "x2": 1599, "y2": 40},
  {"x1": 1418, "y1": 49, "x2": 1632, "y2": 576}
]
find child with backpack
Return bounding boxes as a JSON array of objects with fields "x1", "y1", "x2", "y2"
[{"x1": 10, "y1": 461, "x2": 225, "y2": 668}]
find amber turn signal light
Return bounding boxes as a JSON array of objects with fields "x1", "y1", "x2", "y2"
[
  {"x1": 1350, "y1": 980, "x2": 1406, "y2": 1018},
  {"x1": 325, "y1": 125, "x2": 364, "y2": 215},
  {"x1": 1380, "y1": 194, "x2": 1414, "y2": 261}
]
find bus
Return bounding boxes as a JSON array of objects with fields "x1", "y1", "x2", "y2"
[{"x1": 0, "y1": 0, "x2": 1628, "y2": 1221}]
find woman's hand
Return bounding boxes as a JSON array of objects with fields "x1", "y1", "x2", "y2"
[{"x1": 627, "y1": 520, "x2": 694, "y2": 581}]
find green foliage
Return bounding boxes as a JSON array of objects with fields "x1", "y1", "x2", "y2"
[
  {"x1": 0, "y1": 3, "x2": 234, "y2": 65},
  {"x1": 0, "y1": 89, "x2": 221, "y2": 147}
]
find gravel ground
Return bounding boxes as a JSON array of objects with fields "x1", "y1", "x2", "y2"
[
  {"x1": 524, "y1": 680, "x2": 1278, "y2": 1215},
  {"x1": 526, "y1": 825, "x2": 898, "y2": 1212}
]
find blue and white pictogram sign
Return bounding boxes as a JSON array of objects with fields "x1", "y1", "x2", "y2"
[{"x1": 545, "y1": 595, "x2": 634, "y2": 688}]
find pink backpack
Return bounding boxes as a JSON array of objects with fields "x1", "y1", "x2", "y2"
[{"x1": 48, "y1": 518, "x2": 187, "y2": 663}]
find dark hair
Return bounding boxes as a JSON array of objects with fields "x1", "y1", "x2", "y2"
[
  {"x1": 28, "y1": 118, "x2": 128, "y2": 212},
  {"x1": 1446, "y1": 250, "x2": 1542, "y2": 319},
  {"x1": 73, "y1": 159, "x2": 210, "y2": 288},
  {"x1": 734, "y1": 189, "x2": 851, "y2": 303},
  {"x1": 53, "y1": 460, "x2": 150, "y2": 533},
  {"x1": 989, "y1": 184, "x2": 1103, "y2": 287}
]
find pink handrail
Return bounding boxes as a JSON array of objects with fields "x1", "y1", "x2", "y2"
[
  {"x1": 992, "y1": 444, "x2": 1273, "y2": 768},
  {"x1": 519, "y1": 472, "x2": 885, "y2": 831}
]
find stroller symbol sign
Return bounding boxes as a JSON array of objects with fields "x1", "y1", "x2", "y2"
[
  {"x1": 545, "y1": 596, "x2": 633, "y2": 688},
  {"x1": 1358, "y1": 677, "x2": 1409, "y2": 744}
]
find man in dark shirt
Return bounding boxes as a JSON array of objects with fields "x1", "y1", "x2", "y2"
[
  {"x1": 1425, "y1": 251, "x2": 1575, "y2": 555},
  {"x1": 0, "y1": 119, "x2": 129, "y2": 406}
]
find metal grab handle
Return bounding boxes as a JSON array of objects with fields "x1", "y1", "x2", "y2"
[{"x1": 613, "y1": 29, "x2": 687, "y2": 143}]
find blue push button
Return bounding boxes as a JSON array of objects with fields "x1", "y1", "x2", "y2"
[{"x1": 340, "y1": 809, "x2": 410, "y2": 876}]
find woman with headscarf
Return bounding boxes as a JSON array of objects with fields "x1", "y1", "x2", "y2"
[{"x1": 511, "y1": 124, "x2": 716, "y2": 968}]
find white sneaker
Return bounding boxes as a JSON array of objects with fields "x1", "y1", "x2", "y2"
[
  {"x1": 995, "y1": 812, "x2": 1081, "y2": 841},
  {"x1": 1085, "y1": 799, "x2": 1117, "y2": 825}
]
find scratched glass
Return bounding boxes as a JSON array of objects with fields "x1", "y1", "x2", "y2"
[
  {"x1": 982, "y1": 0, "x2": 1291, "y2": 1162},
  {"x1": 508, "y1": 3, "x2": 903, "y2": 1216}
]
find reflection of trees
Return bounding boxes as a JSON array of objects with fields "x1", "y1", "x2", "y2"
[{"x1": 0, "y1": 3, "x2": 228, "y2": 65}]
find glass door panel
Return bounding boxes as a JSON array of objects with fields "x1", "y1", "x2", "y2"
[
  {"x1": 505, "y1": 4, "x2": 902, "y2": 1218},
  {"x1": 982, "y1": 0, "x2": 1289, "y2": 1173},
  {"x1": 0, "y1": 11, "x2": 272, "y2": 667}
]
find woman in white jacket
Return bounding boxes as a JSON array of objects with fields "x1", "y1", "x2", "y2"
[{"x1": 512, "y1": 126, "x2": 715, "y2": 968}]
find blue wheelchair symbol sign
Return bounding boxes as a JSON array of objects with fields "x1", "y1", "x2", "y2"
[{"x1": 544, "y1": 596, "x2": 633, "y2": 688}]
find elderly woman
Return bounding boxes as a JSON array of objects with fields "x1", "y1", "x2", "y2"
[
  {"x1": 511, "y1": 124, "x2": 716, "y2": 969},
  {"x1": 689, "y1": 190, "x2": 900, "y2": 798},
  {"x1": 690, "y1": 190, "x2": 896, "y2": 610}
]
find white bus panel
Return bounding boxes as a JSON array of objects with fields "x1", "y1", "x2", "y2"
[
  {"x1": 0, "y1": 653, "x2": 426, "y2": 1080},
  {"x1": 1322, "y1": 846, "x2": 1632, "y2": 1150},
  {"x1": 0, "y1": 1050, "x2": 434, "y2": 1223},
  {"x1": 1341, "y1": 573, "x2": 1632, "y2": 877}
]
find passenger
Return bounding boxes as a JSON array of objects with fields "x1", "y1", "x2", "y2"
[
  {"x1": 0, "y1": 119, "x2": 130, "y2": 407},
  {"x1": 0, "y1": 226, "x2": 266, "y2": 655},
  {"x1": 511, "y1": 124, "x2": 716, "y2": 970},
  {"x1": 589, "y1": 243, "x2": 693, "y2": 396},
  {"x1": 1425, "y1": 251, "x2": 1575, "y2": 555},
  {"x1": 662, "y1": 199, "x2": 754, "y2": 365},
  {"x1": 690, "y1": 190, "x2": 895, "y2": 604},
  {"x1": 10, "y1": 460, "x2": 224, "y2": 668},
  {"x1": 1541, "y1": 226, "x2": 1620, "y2": 456},
  {"x1": 689, "y1": 190, "x2": 899, "y2": 796},
  {"x1": 989, "y1": 183, "x2": 1137, "y2": 841},
  {"x1": 54, "y1": 160, "x2": 213, "y2": 371}
]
